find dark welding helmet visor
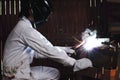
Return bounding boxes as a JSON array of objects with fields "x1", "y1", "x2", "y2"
[{"x1": 31, "y1": 0, "x2": 52, "y2": 27}]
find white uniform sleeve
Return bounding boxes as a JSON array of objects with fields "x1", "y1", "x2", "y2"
[
  {"x1": 21, "y1": 27, "x2": 76, "y2": 66},
  {"x1": 55, "y1": 46, "x2": 75, "y2": 53},
  {"x1": 33, "y1": 50, "x2": 47, "y2": 59},
  {"x1": 73, "y1": 58, "x2": 93, "y2": 72}
]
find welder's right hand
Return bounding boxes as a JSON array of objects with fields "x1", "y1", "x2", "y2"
[{"x1": 73, "y1": 58, "x2": 93, "y2": 72}]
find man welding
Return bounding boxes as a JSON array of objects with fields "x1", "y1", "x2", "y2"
[{"x1": 3, "y1": 0, "x2": 92, "y2": 80}]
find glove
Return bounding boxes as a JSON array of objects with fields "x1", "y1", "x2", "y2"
[
  {"x1": 63, "y1": 47, "x2": 75, "y2": 53},
  {"x1": 55, "y1": 46, "x2": 75, "y2": 56},
  {"x1": 73, "y1": 58, "x2": 93, "y2": 72},
  {"x1": 61, "y1": 47, "x2": 76, "y2": 56}
]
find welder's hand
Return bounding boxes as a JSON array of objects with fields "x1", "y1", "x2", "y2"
[
  {"x1": 56, "y1": 46, "x2": 75, "y2": 53},
  {"x1": 63, "y1": 47, "x2": 75, "y2": 53},
  {"x1": 63, "y1": 47, "x2": 76, "y2": 56},
  {"x1": 58, "y1": 47, "x2": 75, "y2": 56},
  {"x1": 55, "y1": 46, "x2": 76, "y2": 56},
  {"x1": 73, "y1": 58, "x2": 93, "y2": 72}
]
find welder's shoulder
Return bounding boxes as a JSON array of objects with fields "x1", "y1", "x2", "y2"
[
  {"x1": 16, "y1": 20, "x2": 29, "y2": 29},
  {"x1": 14, "y1": 20, "x2": 33, "y2": 35}
]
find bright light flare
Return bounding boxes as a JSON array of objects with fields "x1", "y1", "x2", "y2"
[
  {"x1": 83, "y1": 37, "x2": 110, "y2": 51},
  {"x1": 73, "y1": 28, "x2": 110, "y2": 51}
]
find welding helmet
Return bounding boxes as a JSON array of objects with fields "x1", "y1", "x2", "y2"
[
  {"x1": 31, "y1": 0, "x2": 52, "y2": 27},
  {"x1": 21, "y1": 0, "x2": 52, "y2": 27}
]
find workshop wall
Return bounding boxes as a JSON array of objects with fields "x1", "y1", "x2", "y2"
[
  {"x1": 37, "y1": 0, "x2": 92, "y2": 46},
  {"x1": 0, "y1": 0, "x2": 20, "y2": 58}
]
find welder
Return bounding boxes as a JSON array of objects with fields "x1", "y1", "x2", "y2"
[{"x1": 3, "y1": 0, "x2": 92, "y2": 80}]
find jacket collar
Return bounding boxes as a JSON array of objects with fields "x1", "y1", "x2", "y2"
[{"x1": 21, "y1": 16, "x2": 33, "y2": 28}]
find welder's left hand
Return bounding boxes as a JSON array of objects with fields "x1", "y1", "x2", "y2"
[
  {"x1": 63, "y1": 47, "x2": 75, "y2": 53},
  {"x1": 62, "y1": 47, "x2": 76, "y2": 56},
  {"x1": 55, "y1": 46, "x2": 76, "y2": 56}
]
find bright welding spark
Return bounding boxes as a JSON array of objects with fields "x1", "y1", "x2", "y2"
[
  {"x1": 73, "y1": 28, "x2": 109, "y2": 51},
  {"x1": 83, "y1": 36, "x2": 103, "y2": 51},
  {"x1": 81, "y1": 28, "x2": 109, "y2": 51}
]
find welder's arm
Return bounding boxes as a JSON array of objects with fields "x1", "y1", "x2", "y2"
[
  {"x1": 55, "y1": 46, "x2": 75, "y2": 53},
  {"x1": 33, "y1": 50, "x2": 47, "y2": 59},
  {"x1": 22, "y1": 28, "x2": 76, "y2": 66},
  {"x1": 55, "y1": 46, "x2": 76, "y2": 56},
  {"x1": 31, "y1": 45, "x2": 75, "y2": 59},
  {"x1": 22, "y1": 28, "x2": 93, "y2": 70}
]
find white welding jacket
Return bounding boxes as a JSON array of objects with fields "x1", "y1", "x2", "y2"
[{"x1": 3, "y1": 16, "x2": 76, "y2": 78}]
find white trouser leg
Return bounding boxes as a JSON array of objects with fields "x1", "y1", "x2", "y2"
[{"x1": 30, "y1": 66, "x2": 60, "y2": 80}]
